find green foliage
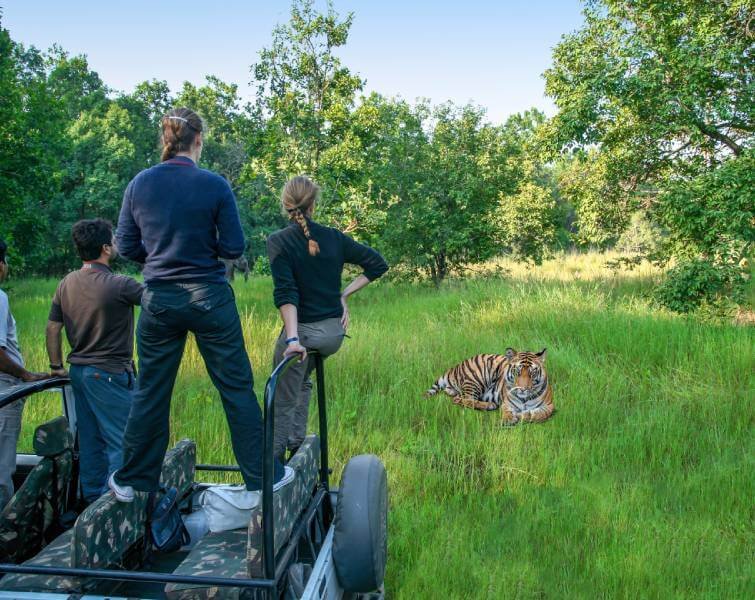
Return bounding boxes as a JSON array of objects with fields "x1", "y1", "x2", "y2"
[
  {"x1": 0, "y1": 23, "x2": 65, "y2": 269},
  {"x1": 544, "y1": 0, "x2": 754, "y2": 309},
  {"x1": 0, "y1": 1, "x2": 561, "y2": 282},
  {"x1": 499, "y1": 180, "x2": 558, "y2": 263},
  {"x1": 376, "y1": 103, "x2": 515, "y2": 283},
  {"x1": 650, "y1": 149, "x2": 754, "y2": 310},
  {"x1": 2, "y1": 0, "x2": 751, "y2": 307},
  {"x1": 654, "y1": 258, "x2": 743, "y2": 313},
  {"x1": 653, "y1": 149, "x2": 755, "y2": 263},
  {"x1": 545, "y1": 0, "x2": 753, "y2": 168},
  {"x1": 556, "y1": 151, "x2": 631, "y2": 247},
  {"x1": 249, "y1": 0, "x2": 363, "y2": 210}
]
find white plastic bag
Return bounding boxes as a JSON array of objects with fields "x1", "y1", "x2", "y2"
[
  {"x1": 196, "y1": 484, "x2": 261, "y2": 532},
  {"x1": 181, "y1": 508, "x2": 209, "y2": 549}
]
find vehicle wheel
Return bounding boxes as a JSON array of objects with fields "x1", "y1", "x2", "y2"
[{"x1": 333, "y1": 454, "x2": 388, "y2": 593}]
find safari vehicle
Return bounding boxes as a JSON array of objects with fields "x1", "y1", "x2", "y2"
[{"x1": 0, "y1": 353, "x2": 387, "y2": 599}]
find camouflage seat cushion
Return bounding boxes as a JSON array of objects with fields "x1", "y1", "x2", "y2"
[
  {"x1": 247, "y1": 435, "x2": 320, "y2": 577},
  {"x1": 164, "y1": 528, "x2": 249, "y2": 600},
  {"x1": 0, "y1": 529, "x2": 81, "y2": 594},
  {"x1": 0, "y1": 416, "x2": 74, "y2": 564},
  {"x1": 165, "y1": 435, "x2": 320, "y2": 600},
  {"x1": 0, "y1": 438, "x2": 196, "y2": 593},
  {"x1": 72, "y1": 438, "x2": 196, "y2": 569}
]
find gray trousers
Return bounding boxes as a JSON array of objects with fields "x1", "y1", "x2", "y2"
[
  {"x1": 0, "y1": 379, "x2": 24, "y2": 510},
  {"x1": 272, "y1": 317, "x2": 345, "y2": 460}
]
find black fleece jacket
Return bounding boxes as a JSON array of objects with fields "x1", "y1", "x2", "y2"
[{"x1": 267, "y1": 220, "x2": 388, "y2": 323}]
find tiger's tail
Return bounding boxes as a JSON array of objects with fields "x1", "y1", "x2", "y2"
[{"x1": 424, "y1": 375, "x2": 448, "y2": 398}]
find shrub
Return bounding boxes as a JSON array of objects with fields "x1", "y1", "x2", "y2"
[{"x1": 654, "y1": 258, "x2": 743, "y2": 314}]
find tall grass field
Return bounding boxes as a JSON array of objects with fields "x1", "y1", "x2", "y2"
[{"x1": 6, "y1": 254, "x2": 753, "y2": 598}]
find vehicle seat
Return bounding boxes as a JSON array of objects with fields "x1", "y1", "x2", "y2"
[
  {"x1": 164, "y1": 435, "x2": 320, "y2": 600},
  {"x1": 0, "y1": 416, "x2": 74, "y2": 563},
  {"x1": 71, "y1": 438, "x2": 196, "y2": 569},
  {"x1": 0, "y1": 439, "x2": 196, "y2": 594}
]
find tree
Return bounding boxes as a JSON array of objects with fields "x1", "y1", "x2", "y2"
[
  {"x1": 44, "y1": 46, "x2": 108, "y2": 120},
  {"x1": 544, "y1": 0, "x2": 754, "y2": 308},
  {"x1": 377, "y1": 103, "x2": 514, "y2": 283},
  {"x1": 556, "y1": 150, "x2": 630, "y2": 247},
  {"x1": 0, "y1": 21, "x2": 67, "y2": 273},
  {"x1": 118, "y1": 79, "x2": 173, "y2": 168},
  {"x1": 651, "y1": 148, "x2": 754, "y2": 311},
  {"x1": 249, "y1": 0, "x2": 364, "y2": 215},
  {"x1": 499, "y1": 179, "x2": 558, "y2": 264},
  {"x1": 544, "y1": 0, "x2": 753, "y2": 175}
]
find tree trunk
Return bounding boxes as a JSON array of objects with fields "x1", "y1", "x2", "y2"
[{"x1": 433, "y1": 252, "x2": 447, "y2": 286}]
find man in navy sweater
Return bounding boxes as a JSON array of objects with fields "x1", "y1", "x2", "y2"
[{"x1": 110, "y1": 108, "x2": 292, "y2": 502}]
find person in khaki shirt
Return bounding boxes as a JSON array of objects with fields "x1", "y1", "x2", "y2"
[
  {"x1": 46, "y1": 219, "x2": 143, "y2": 503},
  {"x1": 0, "y1": 239, "x2": 49, "y2": 509}
]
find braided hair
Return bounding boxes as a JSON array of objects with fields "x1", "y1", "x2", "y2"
[
  {"x1": 160, "y1": 107, "x2": 203, "y2": 162},
  {"x1": 281, "y1": 176, "x2": 321, "y2": 256}
]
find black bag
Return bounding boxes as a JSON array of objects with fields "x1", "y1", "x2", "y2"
[{"x1": 148, "y1": 487, "x2": 190, "y2": 553}]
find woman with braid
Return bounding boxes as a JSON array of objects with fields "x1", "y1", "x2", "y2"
[
  {"x1": 267, "y1": 176, "x2": 388, "y2": 461},
  {"x1": 109, "y1": 107, "x2": 294, "y2": 502}
]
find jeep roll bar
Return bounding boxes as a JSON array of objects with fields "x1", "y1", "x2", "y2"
[
  {"x1": 263, "y1": 350, "x2": 330, "y2": 581},
  {"x1": 0, "y1": 376, "x2": 71, "y2": 410}
]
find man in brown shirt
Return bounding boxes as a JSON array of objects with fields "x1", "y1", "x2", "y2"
[{"x1": 46, "y1": 219, "x2": 143, "y2": 502}]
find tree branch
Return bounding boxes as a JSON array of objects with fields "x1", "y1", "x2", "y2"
[{"x1": 693, "y1": 119, "x2": 743, "y2": 156}]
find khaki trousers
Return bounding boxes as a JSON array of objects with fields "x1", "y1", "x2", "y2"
[
  {"x1": 0, "y1": 379, "x2": 23, "y2": 510},
  {"x1": 272, "y1": 317, "x2": 345, "y2": 460}
]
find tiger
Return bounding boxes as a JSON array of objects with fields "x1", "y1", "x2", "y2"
[{"x1": 425, "y1": 348, "x2": 554, "y2": 425}]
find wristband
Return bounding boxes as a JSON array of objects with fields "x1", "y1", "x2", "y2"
[
  {"x1": 285, "y1": 336, "x2": 299, "y2": 345},
  {"x1": 49, "y1": 363, "x2": 64, "y2": 370}
]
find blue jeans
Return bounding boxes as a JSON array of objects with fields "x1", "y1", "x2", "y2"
[
  {"x1": 116, "y1": 282, "x2": 283, "y2": 492},
  {"x1": 69, "y1": 365, "x2": 134, "y2": 502}
]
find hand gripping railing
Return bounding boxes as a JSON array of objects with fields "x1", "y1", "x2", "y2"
[{"x1": 262, "y1": 350, "x2": 329, "y2": 582}]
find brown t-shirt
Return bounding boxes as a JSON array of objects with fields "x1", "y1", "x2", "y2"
[{"x1": 49, "y1": 263, "x2": 143, "y2": 373}]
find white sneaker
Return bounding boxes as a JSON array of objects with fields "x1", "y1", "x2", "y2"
[
  {"x1": 273, "y1": 466, "x2": 295, "y2": 493},
  {"x1": 108, "y1": 471, "x2": 134, "y2": 503}
]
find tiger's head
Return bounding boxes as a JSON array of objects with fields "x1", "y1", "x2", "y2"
[{"x1": 502, "y1": 348, "x2": 548, "y2": 406}]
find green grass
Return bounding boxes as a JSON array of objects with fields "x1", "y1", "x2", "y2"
[{"x1": 5, "y1": 253, "x2": 753, "y2": 598}]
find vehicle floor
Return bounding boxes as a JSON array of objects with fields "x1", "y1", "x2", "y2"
[{"x1": 101, "y1": 550, "x2": 189, "y2": 599}]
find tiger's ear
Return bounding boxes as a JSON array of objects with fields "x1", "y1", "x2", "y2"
[
  {"x1": 536, "y1": 348, "x2": 547, "y2": 362},
  {"x1": 504, "y1": 348, "x2": 516, "y2": 360}
]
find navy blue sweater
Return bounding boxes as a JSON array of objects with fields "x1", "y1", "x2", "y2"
[
  {"x1": 116, "y1": 156, "x2": 244, "y2": 283},
  {"x1": 267, "y1": 220, "x2": 389, "y2": 323}
]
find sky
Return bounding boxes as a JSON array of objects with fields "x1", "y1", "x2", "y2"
[{"x1": 2, "y1": 1, "x2": 585, "y2": 125}]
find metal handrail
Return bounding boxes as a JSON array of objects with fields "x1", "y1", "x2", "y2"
[
  {"x1": 0, "y1": 377, "x2": 70, "y2": 410},
  {"x1": 0, "y1": 564, "x2": 275, "y2": 590},
  {"x1": 262, "y1": 352, "x2": 304, "y2": 581},
  {"x1": 262, "y1": 350, "x2": 329, "y2": 582}
]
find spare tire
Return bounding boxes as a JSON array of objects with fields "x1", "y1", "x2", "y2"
[{"x1": 332, "y1": 454, "x2": 388, "y2": 593}]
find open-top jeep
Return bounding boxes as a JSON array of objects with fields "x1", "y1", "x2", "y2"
[{"x1": 0, "y1": 353, "x2": 387, "y2": 599}]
